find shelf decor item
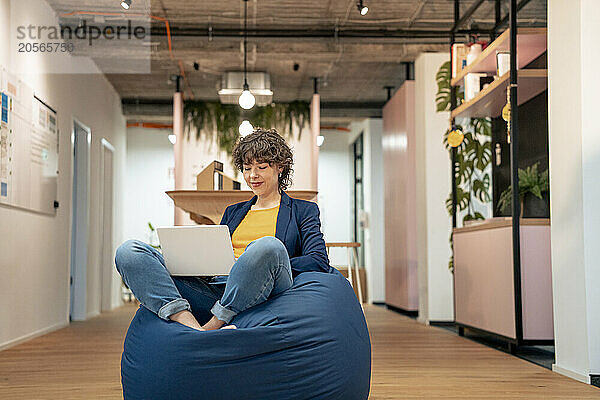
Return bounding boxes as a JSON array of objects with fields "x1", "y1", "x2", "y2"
[
  {"x1": 496, "y1": 51, "x2": 510, "y2": 77},
  {"x1": 497, "y1": 162, "x2": 550, "y2": 218},
  {"x1": 464, "y1": 43, "x2": 484, "y2": 102},
  {"x1": 451, "y1": 43, "x2": 469, "y2": 78},
  {"x1": 466, "y1": 43, "x2": 483, "y2": 65},
  {"x1": 464, "y1": 73, "x2": 486, "y2": 101},
  {"x1": 503, "y1": 87, "x2": 511, "y2": 143},
  {"x1": 447, "y1": 127, "x2": 464, "y2": 148}
]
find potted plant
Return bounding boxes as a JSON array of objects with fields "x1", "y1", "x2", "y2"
[{"x1": 497, "y1": 162, "x2": 550, "y2": 218}]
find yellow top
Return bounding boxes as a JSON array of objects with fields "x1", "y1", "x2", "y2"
[{"x1": 231, "y1": 204, "x2": 280, "y2": 259}]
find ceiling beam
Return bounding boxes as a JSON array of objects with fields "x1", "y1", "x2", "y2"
[
  {"x1": 121, "y1": 98, "x2": 384, "y2": 120},
  {"x1": 407, "y1": 0, "x2": 429, "y2": 27},
  {"x1": 494, "y1": 0, "x2": 534, "y2": 31},
  {"x1": 451, "y1": 0, "x2": 487, "y2": 33}
]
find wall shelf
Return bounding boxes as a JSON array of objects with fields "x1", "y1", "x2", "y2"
[
  {"x1": 451, "y1": 69, "x2": 547, "y2": 119},
  {"x1": 451, "y1": 27, "x2": 547, "y2": 87}
]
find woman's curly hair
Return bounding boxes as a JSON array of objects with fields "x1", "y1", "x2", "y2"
[{"x1": 232, "y1": 127, "x2": 294, "y2": 192}]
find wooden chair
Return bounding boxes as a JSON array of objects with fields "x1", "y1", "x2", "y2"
[{"x1": 325, "y1": 242, "x2": 364, "y2": 304}]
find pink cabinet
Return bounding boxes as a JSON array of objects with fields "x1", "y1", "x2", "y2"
[{"x1": 453, "y1": 218, "x2": 554, "y2": 342}]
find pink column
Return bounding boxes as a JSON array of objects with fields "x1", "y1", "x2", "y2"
[
  {"x1": 383, "y1": 82, "x2": 418, "y2": 311},
  {"x1": 310, "y1": 93, "x2": 320, "y2": 191},
  {"x1": 173, "y1": 92, "x2": 186, "y2": 225}
]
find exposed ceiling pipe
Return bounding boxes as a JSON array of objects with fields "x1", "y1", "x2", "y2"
[
  {"x1": 60, "y1": 11, "x2": 195, "y2": 99},
  {"x1": 127, "y1": 122, "x2": 174, "y2": 129},
  {"x1": 320, "y1": 126, "x2": 351, "y2": 132},
  {"x1": 149, "y1": 26, "x2": 493, "y2": 40}
]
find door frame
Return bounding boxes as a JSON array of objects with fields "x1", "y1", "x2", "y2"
[
  {"x1": 69, "y1": 119, "x2": 91, "y2": 321},
  {"x1": 99, "y1": 138, "x2": 115, "y2": 312},
  {"x1": 352, "y1": 132, "x2": 365, "y2": 267}
]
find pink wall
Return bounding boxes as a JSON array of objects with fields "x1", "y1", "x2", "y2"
[{"x1": 383, "y1": 82, "x2": 419, "y2": 311}]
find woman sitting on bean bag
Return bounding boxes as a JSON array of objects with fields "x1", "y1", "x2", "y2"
[{"x1": 115, "y1": 127, "x2": 336, "y2": 332}]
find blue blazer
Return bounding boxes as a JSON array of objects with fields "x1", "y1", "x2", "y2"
[{"x1": 220, "y1": 191, "x2": 334, "y2": 276}]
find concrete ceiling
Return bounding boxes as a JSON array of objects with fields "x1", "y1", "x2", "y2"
[{"x1": 48, "y1": 0, "x2": 547, "y2": 122}]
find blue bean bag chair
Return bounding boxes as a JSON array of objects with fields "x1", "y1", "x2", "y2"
[{"x1": 121, "y1": 271, "x2": 371, "y2": 400}]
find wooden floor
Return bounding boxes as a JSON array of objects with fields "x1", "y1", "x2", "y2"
[{"x1": 1, "y1": 304, "x2": 599, "y2": 399}]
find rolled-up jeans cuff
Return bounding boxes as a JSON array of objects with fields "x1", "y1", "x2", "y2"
[
  {"x1": 210, "y1": 301, "x2": 237, "y2": 324},
  {"x1": 158, "y1": 298, "x2": 191, "y2": 320}
]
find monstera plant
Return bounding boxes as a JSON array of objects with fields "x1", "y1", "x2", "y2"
[{"x1": 436, "y1": 61, "x2": 493, "y2": 272}]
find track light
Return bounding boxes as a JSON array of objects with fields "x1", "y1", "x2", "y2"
[
  {"x1": 317, "y1": 135, "x2": 325, "y2": 147},
  {"x1": 120, "y1": 0, "x2": 131, "y2": 10},
  {"x1": 168, "y1": 134, "x2": 176, "y2": 145},
  {"x1": 239, "y1": 120, "x2": 253, "y2": 136},
  {"x1": 357, "y1": 0, "x2": 368, "y2": 15}
]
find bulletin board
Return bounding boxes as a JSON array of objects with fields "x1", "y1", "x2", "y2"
[{"x1": 0, "y1": 66, "x2": 59, "y2": 215}]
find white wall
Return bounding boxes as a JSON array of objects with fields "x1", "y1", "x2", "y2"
[
  {"x1": 318, "y1": 130, "x2": 352, "y2": 267},
  {"x1": 548, "y1": 0, "x2": 600, "y2": 384},
  {"x1": 124, "y1": 127, "x2": 174, "y2": 243},
  {"x1": 414, "y1": 53, "x2": 454, "y2": 323},
  {"x1": 348, "y1": 119, "x2": 386, "y2": 303},
  {"x1": 0, "y1": 0, "x2": 126, "y2": 348}
]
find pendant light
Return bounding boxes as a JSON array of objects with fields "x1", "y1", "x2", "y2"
[
  {"x1": 239, "y1": 120, "x2": 253, "y2": 136},
  {"x1": 239, "y1": 0, "x2": 255, "y2": 110}
]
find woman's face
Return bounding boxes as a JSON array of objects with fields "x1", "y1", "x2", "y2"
[{"x1": 243, "y1": 160, "x2": 281, "y2": 197}]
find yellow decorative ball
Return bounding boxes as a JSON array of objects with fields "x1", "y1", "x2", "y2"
[
  {"x1": 502, "y1": 103, "x2": 511, "y2": 122},
  {"x1": 448, "y1": 129, "x2": 464, "y2": 148}
]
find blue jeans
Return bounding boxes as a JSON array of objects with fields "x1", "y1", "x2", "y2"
[{"x1": 115, "y1": 236, "x2": 293, "y2": 324}]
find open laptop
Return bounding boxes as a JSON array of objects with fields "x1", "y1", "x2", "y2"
[{"x1": 156, "y1": 225, "x2": 236, "y2": 276}]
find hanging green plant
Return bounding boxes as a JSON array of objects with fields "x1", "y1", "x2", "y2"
[
  {"x1": 444, "y1": 118, "x2": 492, "y2": 222},
  {"x1": 183, "y1": 100, "x2": 310, "y2": 157},
  {"x1": 436, "y1": 61, "x2": 464, "y2": 112},
  {"x1": 251, "y1": 101, "x2": 310, "y2": 140},
  {"x1": 436, "y1": 61, "x2": 452, "y2": 112},
  {"x1": 436, "y1": 61, "x2": 492, "y2": 272}
]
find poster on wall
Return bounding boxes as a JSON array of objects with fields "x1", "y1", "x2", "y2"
[
  {"x1": 0, "y1": 68, "x2": 13, "y2": 207},
  {"x1": 0, "y1": 65, "x2": 59, "y2": 215}
]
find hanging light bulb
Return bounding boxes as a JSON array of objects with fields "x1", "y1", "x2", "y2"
[
  {"x1": 317, "y1": 135, "x2": 325, "y2": 147},
  {"x1": 239, "y1": 120, "x2": 254, "y2": 136},
  {"x1": 239, "y1": 83, "x2": 255, "y2": 110},
  {"x1": 168, "y1": 134, "x2": 177, "y2": 144},
  {"x1": 121, "y1": 0, "x2": 132, "y2": 10},
  {"x1": 356, "y1": 0, "x2": 368, "y2": 15}
]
